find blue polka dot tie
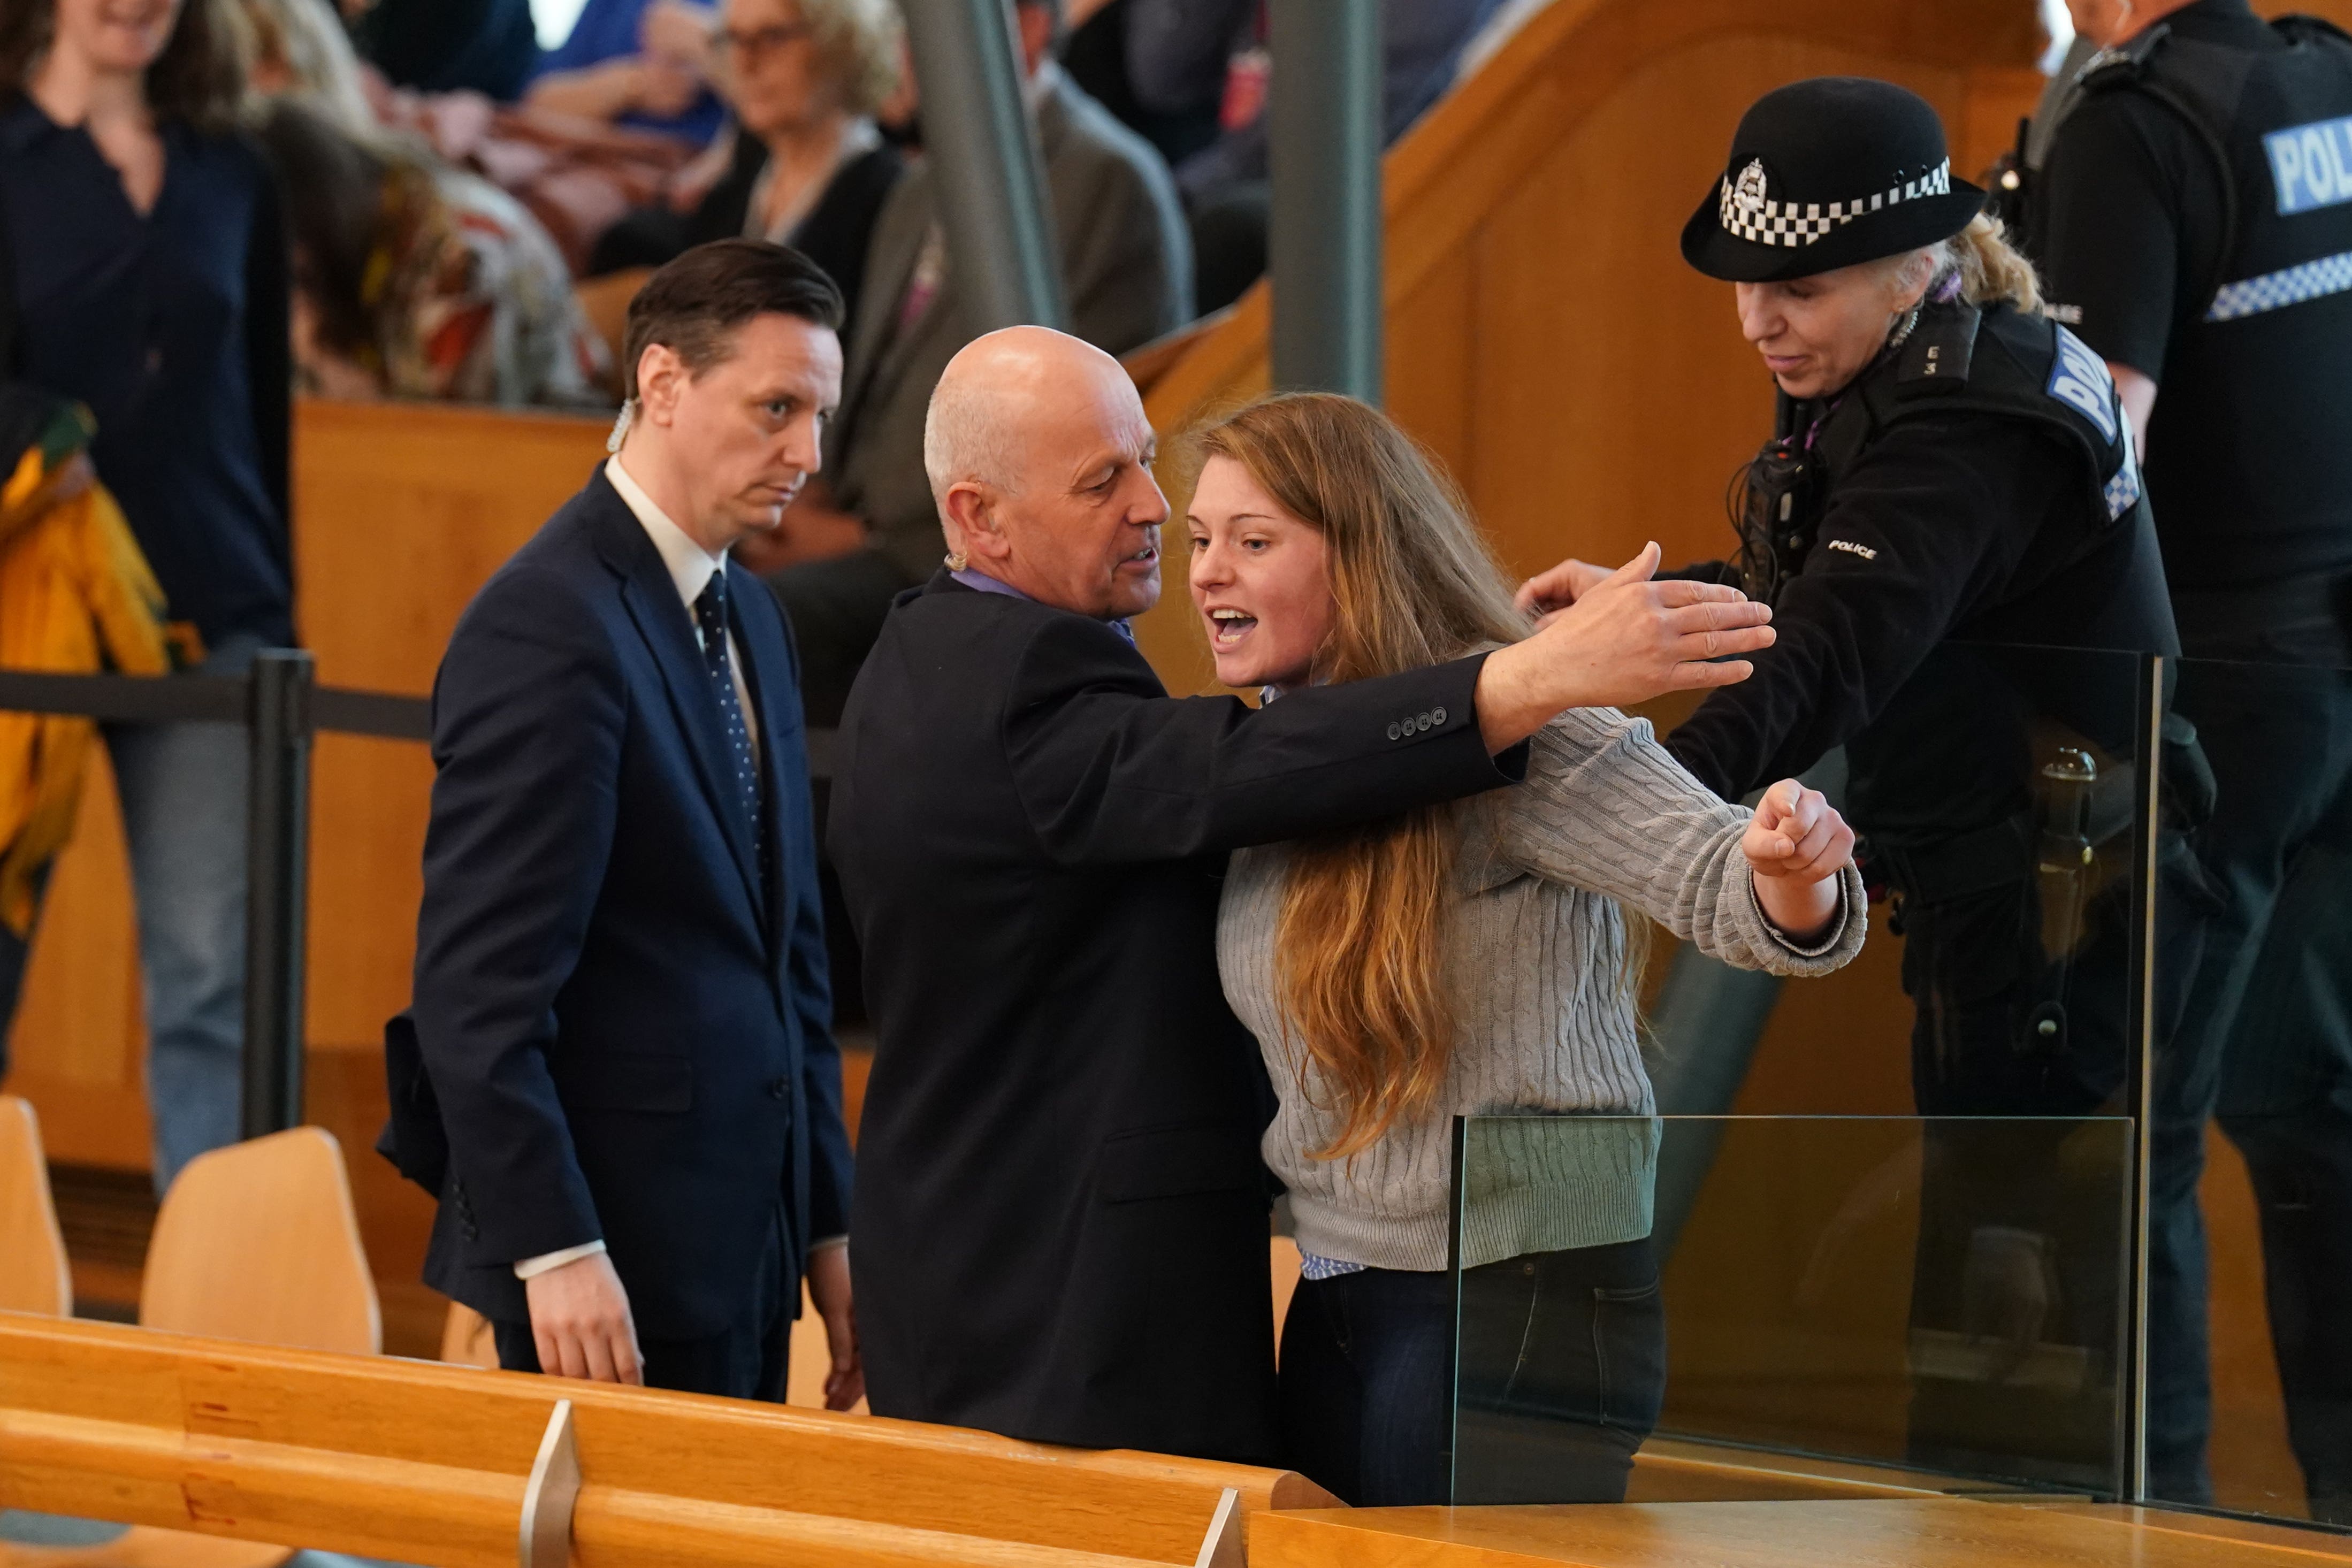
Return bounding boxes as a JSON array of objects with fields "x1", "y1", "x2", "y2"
[{"x1": 693, "y1": 576, "x2": 765, "y2": 872}]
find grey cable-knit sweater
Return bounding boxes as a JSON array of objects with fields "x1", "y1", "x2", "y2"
[{"x1": 1218, "y1": 706, "x2": 1869, "y2": 1272}]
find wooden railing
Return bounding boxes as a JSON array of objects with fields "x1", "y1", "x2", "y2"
[{"x1": 0, "y1": 1315, "x2": 1331, "y2": 1567}]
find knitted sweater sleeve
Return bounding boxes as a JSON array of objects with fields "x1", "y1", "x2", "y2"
[{"x1": 1491, "y1": 709, "x2": 1867, "y2": 975}]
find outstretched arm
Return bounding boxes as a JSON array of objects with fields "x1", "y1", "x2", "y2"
[
  {"x1": 1004, "y1": 545, "x2": 1774, "y2": 866},
  {"x1": 1493, "y1": 712, "x2": 1864, "y2": 975}
]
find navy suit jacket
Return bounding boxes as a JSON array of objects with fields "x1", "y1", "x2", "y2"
[{"x1": 409, "y1": 469, "x2": 852, "y2": 1340}]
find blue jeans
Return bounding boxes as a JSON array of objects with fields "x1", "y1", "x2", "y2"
[{"x1": 104, "y1": 636, "x2": 260, "y2": 1191}]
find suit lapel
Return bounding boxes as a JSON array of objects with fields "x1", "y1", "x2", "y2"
[{"x1": 588, "y1": 479, "x2": 766, "y2": 919}]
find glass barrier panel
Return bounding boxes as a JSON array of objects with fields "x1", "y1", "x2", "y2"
[
  {"x1": 2150, "y1": 653, "x2": 2352, "y2": 1528},
  {"x1": 1450, "y1": 1114, "x2": 2133, "y2": 1506}
]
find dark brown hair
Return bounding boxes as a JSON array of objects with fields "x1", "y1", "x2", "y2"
[
  {"x1": 620, "y1": 239, "x2": 845, "y2": 400},
  {"x1": 2, "y1": 0, "x2": 250, "y2": 131}
]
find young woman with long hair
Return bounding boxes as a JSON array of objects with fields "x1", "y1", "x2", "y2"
[
  {"x1": 0, "y1": 0, "x2": 294, "y2": 1188},
  {"x1": 1187, "y1": 392, "x2": 1867, "y2": 1506}
]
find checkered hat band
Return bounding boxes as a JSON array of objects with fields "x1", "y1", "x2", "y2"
[
  {"x1": 1719, "y1": 159, "x2": 1953, "y2": 248},
  {"x1": 2205, "y1": 248, "x2": 2352, "y2": 322}
]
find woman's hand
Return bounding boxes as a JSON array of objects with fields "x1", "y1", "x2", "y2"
[{"x1": 1743, "y1": 779, "x2": 1853, "y2": 943}]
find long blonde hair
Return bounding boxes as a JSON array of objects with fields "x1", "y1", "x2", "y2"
[
  {"x1": 1892, "y1": 211, "x2": 2042, "y2": 313},
  {"x1": 1194, "y1": 394, "x2": 1527, "y2": 1159}
]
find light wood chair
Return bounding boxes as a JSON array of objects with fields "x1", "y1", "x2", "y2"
[
  {"x1": 139, "y1": 1126, "x2": 380, "y2": 1355},
  {"x1": 0, "y1": 1095, "x2": 71, "y2": 1317},
  {"x1": 2, "y1": 1129, "x2": 380, "y2": 1568}
]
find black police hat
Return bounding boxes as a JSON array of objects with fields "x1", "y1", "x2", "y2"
[{"x1": 1681, "y1": 78, "x2": 1987, "y2": 283}]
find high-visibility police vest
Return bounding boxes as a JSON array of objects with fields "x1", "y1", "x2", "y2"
[{"x1": 2072, "y1": 14, "x2": 2352, "y2": 586}]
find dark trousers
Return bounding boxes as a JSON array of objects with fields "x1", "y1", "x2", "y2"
[
  {"x1": 2154, "y1": 596, "x2": 2352, "y2": 1518},
  {"x1": 1279, "y1": 1238, "x2": 1666, "y2": 1508},
  {"x1": 492, "y1": 1221, "x2": 792, "y2": 1401}
]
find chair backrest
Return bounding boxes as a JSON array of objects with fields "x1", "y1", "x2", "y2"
[
  {"x1": 0, "y1": 1095, "x2": 71, "y2": 1316},
  {"x1": 140, "y1": 1126, "x2": 380, "y2": 1355}
]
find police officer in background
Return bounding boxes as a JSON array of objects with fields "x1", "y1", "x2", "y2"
[
  {"x1": 2025, "y1": 0, "x2": 2352, "y2": 1519},
  {"x1": 1523, "y1": 78, "x2": 2189, "y2": 1484}
]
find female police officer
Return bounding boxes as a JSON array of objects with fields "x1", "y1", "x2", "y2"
[
  {"x1": 1524, "y1": 77, "x2": 2189, "y2": 1480},
  {"x1": 1528, "y1": 77, "x2": 2179, "y2": 1103}
]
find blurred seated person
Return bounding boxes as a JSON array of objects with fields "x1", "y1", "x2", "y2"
[
  {"x1": 526, "y1": 0, "x2": 727, "y2": 144},
  {"x1": 589, "y1": 0, "x2": 903, "y2": 346},
  {"x1": 751, "y1": 0, "x2": 1190, "y2": 726},
  {"x1": 257, "y1": 101, "x2": 615, "y2": 407},
  {"x1": 346, "y1": 0, "x2": 539, "y2": 100},
  {"x1": 1129, "y1": 0, "x2": 1502, "y2": 313}
]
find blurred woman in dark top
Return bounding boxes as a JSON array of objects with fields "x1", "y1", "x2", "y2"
[
  {"x1": 589, "y1": 0, "x2": 900, "y2": 339},
  {"x1": 0, "y1": 0, "x2": 293, "y2": 1189}
]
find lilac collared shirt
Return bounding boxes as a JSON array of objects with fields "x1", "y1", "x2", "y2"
[{"x1": 951, "y1": 567, "x2": 1137, "y2": 646}]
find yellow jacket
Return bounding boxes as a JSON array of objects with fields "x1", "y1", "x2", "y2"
[{"x1": 0, "y1": 398, "x2": 177, "y2": 938}]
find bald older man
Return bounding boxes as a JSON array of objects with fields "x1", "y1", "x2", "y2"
[{"x1": 830, "y1": 326, "x2": 1773, "y2": 1464}]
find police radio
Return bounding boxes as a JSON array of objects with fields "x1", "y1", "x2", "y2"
[{"x1": 1729, "y1": 395, "x2": 1824, "y2": 606}]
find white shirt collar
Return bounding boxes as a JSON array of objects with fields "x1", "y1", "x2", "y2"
[{"x1": 606, "y1": 454, "x2": 727, "y2": 613}]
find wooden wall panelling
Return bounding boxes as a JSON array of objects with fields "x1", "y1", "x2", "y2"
[
  {"x1": 292, "y1": 399, "x2": 612, "y2": 697},
  {"x1": 3, "y1": 747, "x2": 149, "y2": 1169}
]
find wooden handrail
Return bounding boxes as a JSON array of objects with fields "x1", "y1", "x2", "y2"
[{"x1": 0, "y1": 1316, "x2": 1332, "y2": 1568}]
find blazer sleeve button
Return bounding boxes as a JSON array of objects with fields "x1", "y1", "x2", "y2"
[
  {"x1": 1432, "y1": 706, "x2": 1447, "y2": 725},
  {"x1": 1416, "y1": 712, "x2": 1432, "y2": 731},
  {"x1": 1386, "y1": 721, "x2": 1402, "y2": 740}
]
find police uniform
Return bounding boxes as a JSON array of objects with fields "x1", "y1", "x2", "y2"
[
  {"x1": 1670, "y1": 79, "x2": 2189, "y2": 1488},
  {"x1": 2034, "y1": 0, "x2": 2352, "y2": 1517}
]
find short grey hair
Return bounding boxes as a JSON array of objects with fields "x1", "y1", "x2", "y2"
[{"x1": 922, "y1": 367, "x2": 1026, "y2": 507}]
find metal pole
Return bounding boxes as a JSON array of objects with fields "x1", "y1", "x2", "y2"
[
  {"x1": 899, "y1": 0, "x2": 1067, "y2": 333},
  {"x1": 241, "y1": 649, "x2": 314, "y2": 1139},
  {"x1": 1268, "y1": 0, "x2": 1383, "y2": 401}
]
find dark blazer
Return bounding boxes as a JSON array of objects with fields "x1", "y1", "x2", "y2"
[
  {"x1": 590, "y1": 134, "x2": 903, "y2": 344},
  {"x1": 407, "y1": 469, "x2": 853, "y2": 1341},
  {"x1": 831, "y1": 574, "x2": 1521, "y2": 1464}
]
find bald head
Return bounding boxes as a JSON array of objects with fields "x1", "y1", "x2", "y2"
[
  {"x1": 923, "y1": 326, "x2": 1167, "y2": 619},
  {"x1": 923, "y1": 326, "x2": 1126, "y2": 502}
]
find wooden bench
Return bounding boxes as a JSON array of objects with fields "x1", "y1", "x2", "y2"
[{"x1": 0, "y1": 1316, "x2": 1332, "y2": 1568}]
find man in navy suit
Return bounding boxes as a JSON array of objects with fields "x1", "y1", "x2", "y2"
[{"x1": 408, "y1": 241, "x2": 858, "y2": 1401}]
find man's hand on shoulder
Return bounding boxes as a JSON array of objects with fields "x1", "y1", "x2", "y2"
[
  {"x1": 1475, "y1": 543, "x2": 1774, "y2": 752},
  {"x1": 525, "y1": 1251, "x2": 645, "y2": 1385}
]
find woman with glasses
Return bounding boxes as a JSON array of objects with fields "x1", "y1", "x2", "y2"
[{"x1": 591, "y1": 0, "x2": 902, "y2": 346}]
